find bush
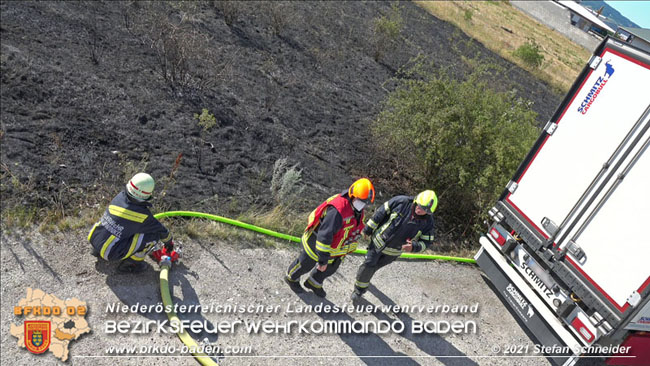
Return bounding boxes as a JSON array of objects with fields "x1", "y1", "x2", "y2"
[
  {"x1": 373, "y1": 65, "x2": 539, "y2": 241},
  {"x1": 372, "y1": 2, "x2": 403, "y2": 61},
  {"x1": 271, "y1": 158, "x2": 304, "y2": 205},
  {"x1": 514, "y1": 41, "x2": 544, "y2": 68},
  {"x1": 123, "y1": 2, "x2": 227, "y2": 89},
  {"x1": 464, "y1": 9, "x2": 473, "y2": 21},
  {"x1": 194, "y1": 108, "x2": 217, "y2": 131}
]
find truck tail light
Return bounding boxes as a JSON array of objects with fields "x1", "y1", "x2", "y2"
[
  {"x1": 571, "y1": 317, "x2": 595, "y2": 343},
  {"x1": 490, "y1": 227, "x2": 506, "y2": 246}
]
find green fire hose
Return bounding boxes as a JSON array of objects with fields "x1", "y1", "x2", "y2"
[
  {"x1": 154, "y1": 210, "x2": 477, "y2": 263},
  {"x1": 153, "y1": 210, "x2": 476, "y2": 366}
]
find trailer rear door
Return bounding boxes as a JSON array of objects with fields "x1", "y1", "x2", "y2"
[{"x1": 504, "y1": 41, "x2": 650, "y2": 317}]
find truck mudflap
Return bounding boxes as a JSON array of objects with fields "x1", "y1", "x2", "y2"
[{"x1": 476, "y1": 236, "x2": 582, "y2": 366}]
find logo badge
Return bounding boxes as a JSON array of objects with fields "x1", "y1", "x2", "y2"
[
  {"x1": 24, "y1": 321, "x2": 51, "y2": 354},
  {"x1": 577, "y1": 60, "x2": 615, "y2": 115}
]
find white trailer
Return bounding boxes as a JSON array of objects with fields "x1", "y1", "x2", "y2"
[{"x1": 475, "y1": 37, "x2": 650, "y2": 366}]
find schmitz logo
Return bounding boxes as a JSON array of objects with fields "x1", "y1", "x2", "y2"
[
  {"x1": 520, "y1": 262, "x2": 554, "y2": 298},
  {"x1": 506, "y1": 283, "x2": 529, "y2": 309},
  {"x1": 577, "y1": 61, "x2": 615, "y2": 115}
]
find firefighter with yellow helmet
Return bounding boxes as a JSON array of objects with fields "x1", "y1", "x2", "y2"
[
  {"x1": 285, "y1": 178, "x2": 375, "y2": 297},
  {"x1": 88, "y1": 173, "x2": 178, "y2": 273},
  {"x1": 351, "y1": 190, "x2": 437, "y2": 301}
]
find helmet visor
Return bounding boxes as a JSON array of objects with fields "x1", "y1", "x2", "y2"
[
  {"x1": 416, "y1": 204, "x2": 433, "y2": 215},
  {"x1": 352, "y1": 198, "x2": 367, "y2": 211}
]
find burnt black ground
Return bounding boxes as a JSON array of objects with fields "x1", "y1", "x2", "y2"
[
  {"x1": 0, "y1": 1, "x2": 562, "y2": 216},
  {"x1": 2, "y1": 3, "x2": 609, "y2": 366}
]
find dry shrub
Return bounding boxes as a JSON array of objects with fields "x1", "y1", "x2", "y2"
[{"x1": 124, "y1": 2, "x2": 234, "y2": 90}]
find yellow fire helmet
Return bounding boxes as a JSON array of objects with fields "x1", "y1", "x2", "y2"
[{"x1": 414, "y1": 190, "x2": 438, "y2": 214}]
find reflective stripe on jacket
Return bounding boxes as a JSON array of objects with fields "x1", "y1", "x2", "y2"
[
  {"x1": 365, "y1": 195, "x2": 434, "y2": 254},
  {"x1": 305, "y1": 193, "x2": 365, "y2": 263},
  {"x1": 88, "y1": 191, "x2": 171, "y2": 260}
]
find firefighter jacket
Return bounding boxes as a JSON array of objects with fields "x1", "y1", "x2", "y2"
[
  {"x1": 305, "y1": 192, "x2": 365, "y2": 264},
  {"x1": 364, "y1": 195, "x2": 434, "y2": 256},
  {"x1": 88, "y1": 191, "x2": 172, "y2": 260}
]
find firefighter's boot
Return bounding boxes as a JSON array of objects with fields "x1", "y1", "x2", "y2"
[
  {"x1": 89, "y1": 247, "x2": 101, "y2": 258},
  {"x1": 304, "y1": 279, "x2": 326, "y2": 298},
  {"x1": 350, "y1": 289, "x2": 364, "y2": 304},
  {"x1": 117, "y1": 258, "x2": 147, "y2": 273},
  {"x1": 284, "y1": 277, "x2": 305, "y2": 293}
]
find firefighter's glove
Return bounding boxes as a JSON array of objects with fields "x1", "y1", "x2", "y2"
[
  {"x1": 362, "y1": 226, "x2": 373, "y2": 236},
  {"x1": 151, "y1": 247, "x2": 179, "y2": 264}
]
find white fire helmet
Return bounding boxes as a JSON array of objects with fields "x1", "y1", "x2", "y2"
[{"x1": 126, "y1": 173, "x2": 155, "y2": 201}]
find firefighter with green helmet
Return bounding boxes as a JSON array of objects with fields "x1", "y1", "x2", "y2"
[
  {"x1": 88, "y1": 172, "x2": 179, "y2": 273},
  {"x1": 351, "y1": 190, "x2": 437, "y2": 301}
]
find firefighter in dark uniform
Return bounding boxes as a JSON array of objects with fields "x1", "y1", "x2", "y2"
[
  {"x1": 351, "y1": 190, "x2": 437, "y2": 301},
  {"x1": 285, "y1": 178, "x2": 375, "y2": 297},
  {"x1": 88, "y1": 173, "x2": 177, "y2": 273}
]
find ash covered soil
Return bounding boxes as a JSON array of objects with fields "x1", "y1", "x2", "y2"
[
  {"x1": 1, "y1": 0, "x2": 561, "y2": 210},
  {"x1": 0, "y1": 1, "x2": 599, "y2": 365}
]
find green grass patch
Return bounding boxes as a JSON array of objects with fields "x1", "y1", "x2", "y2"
[{"x1": 514, "y1": 41, "x2": 544, "y2": 68}]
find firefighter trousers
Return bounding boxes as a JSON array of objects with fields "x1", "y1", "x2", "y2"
[
  {"x1": 286, "y1": 233, "x2": 343, "y2": 289},
  {"x1": 354, "y1": 241, "x2": 400, "y2": 294},
  {"x1": 88, "y1": 227, "x2": 158, "y2": 262}
]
